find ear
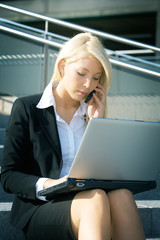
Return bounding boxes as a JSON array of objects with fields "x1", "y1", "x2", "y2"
[{"x1": 58, "y1": 59, "x2": 65, "y2": 76}]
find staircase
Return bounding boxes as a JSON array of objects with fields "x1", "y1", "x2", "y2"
[
  {"x1": 0, "y1": 99, "x2": 24, "y2": 240},
  {"x1": 0, "y1": 114, "x2": 23, "y2": 240}
]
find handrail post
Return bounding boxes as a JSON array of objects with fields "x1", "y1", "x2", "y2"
[{"x1": 43, "y1": 20, "x2": 49, "y2": 89}]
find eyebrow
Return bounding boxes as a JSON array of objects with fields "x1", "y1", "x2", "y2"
[{"x1": 81, "y1": 67, "x2": 102, "y2": 74}]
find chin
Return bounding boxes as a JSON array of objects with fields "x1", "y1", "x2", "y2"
[{"x1": 73, "y1": 96, "x2": 83, "y2": 102}]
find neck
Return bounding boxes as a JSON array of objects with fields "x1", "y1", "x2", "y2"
[{"x1": 53, "y1": 84, "x2": 80, "y2": 110}]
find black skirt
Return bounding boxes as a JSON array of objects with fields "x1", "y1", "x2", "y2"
[{"x1": 23, "y1": 193, "x2": 77, "y2": 240}]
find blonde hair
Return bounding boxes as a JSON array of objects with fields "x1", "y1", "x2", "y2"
[{"x1": 51, "y1": 32, "x2": 112, "y2": 117}]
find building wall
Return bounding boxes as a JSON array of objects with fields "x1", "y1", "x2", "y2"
[{"x1": 0, "y1": 0, "x2": 159, "y2": 19}]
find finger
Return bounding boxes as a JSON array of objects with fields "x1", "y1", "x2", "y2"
[
  {"x1": 92, "y1": 93, "x2": 105, "y2": 106},
  {"x1": 97, "y1": 84, "x2": 106, "y2": 93},
  {"x1": 95, "y1": 87, "x2": 105, "y2": 96},
  {"x1": 95, "y1": 85, "x2": 106, "y2": 95},
  {"x1": 94, "y1": 88, "x2": 106, "y2": 103}
]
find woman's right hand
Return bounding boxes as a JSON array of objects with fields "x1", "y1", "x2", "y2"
[{"x1": 43, "y1": 175, "x2": 68, "y2": 189}]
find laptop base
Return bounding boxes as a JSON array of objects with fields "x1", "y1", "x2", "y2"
[{"x1": 38, "y1": 178, "x2": 157, "y2": 200}]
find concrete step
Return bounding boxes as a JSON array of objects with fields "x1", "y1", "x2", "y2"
[
  {"x1": 134, "y1": 172, "x2": 160, "y2": 237},
  {"x1": 0, "y1": 145, "x2": 4, "y2": 164},
  {"x1": 0, "y1": 96, "x2": 16, "y2": 118},
  {"x1": 0, "y1": 210, "x2": 25, "y2": 240},
  {"x1": 137, "y1": 200, "x2": 160, "y2": 238},
  {"x1": 0, "y1": 185, "x2": 23, "y2": 240},
  {"x1": 0, "y1": 128, "x2": 5, "y2": 145},
  {"x1": 0, "y1": 145, "x2": 3, "y2": 175},
  {"x1": 0, "y1": 182, "x2": 14, "y2": 202},
  {"x1": 0, "y1": 201, "x2": 159, "y2": 240},
  {"x1": 0, "y1": 113, "x2": 9, "y2": 128}
]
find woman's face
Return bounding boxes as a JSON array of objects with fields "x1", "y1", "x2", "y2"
[{"x1": 59, "y1": 56, "x2": 103, "y2": 102}]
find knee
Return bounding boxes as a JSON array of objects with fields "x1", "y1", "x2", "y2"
[
  {"x1": 109, "y1": 188, "x2": 135, "y2": 206},
  {"x1": 115, "y1": 188, "x2": 133, "y2": 197},
  {"x1": 87, "y1": 189, "x2": 109, "y2": 209},
  {"x1": 89, "y1": 188, "x2": 107, "y2": 199},
  {"x1": 117, "y1": 188, "x2": 134, "y2": 201}
]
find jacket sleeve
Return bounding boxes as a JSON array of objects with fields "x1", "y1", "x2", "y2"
[{"x1": 1, "y1": 98, "x2": 40, "y2": 200}]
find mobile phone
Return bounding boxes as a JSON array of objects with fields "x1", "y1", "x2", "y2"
[{"x1": 84, "y1": 89, "x2": 96, "y2": 103}]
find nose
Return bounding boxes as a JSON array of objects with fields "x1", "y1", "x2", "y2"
[{"x1": 83, "y1": 77, "x2": 92, "y2": 89}]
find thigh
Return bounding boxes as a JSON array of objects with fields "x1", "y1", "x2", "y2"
[{"x1": 24, "y1": 193, "x2": 77, "y2": 240}]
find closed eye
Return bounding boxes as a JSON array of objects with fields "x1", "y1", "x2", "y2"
[
  {"x1": 77, "y1": 72, "x2": 85, "y2": 76},
  {"x1": 93, "y1": 77, "x2": 100, "y2": 80},
  {"x1": 94, "y1": 75, "x2": 102, "y2": 81}
]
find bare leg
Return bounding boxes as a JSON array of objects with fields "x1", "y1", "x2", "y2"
[
  {"x1": 70, "y1": 189, "x2": 111, "y2": 240},
  {"x1": 108, "y1": 189, "x2": 146, "y2": 240}
]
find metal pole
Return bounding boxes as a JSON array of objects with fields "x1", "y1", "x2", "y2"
[{"x1": 43, "y1": 20, "x2": 49, "y2": 89}]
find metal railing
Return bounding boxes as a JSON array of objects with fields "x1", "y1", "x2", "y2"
[
  {"x1": 1, "y1": 17, "x2": 159, "y2": 70},
  {"x1": 0, "y1": 3, "x2": 160, "y2": 53},
  {"x1": 0, "y1": 17, "x2": 69, "y2": 42},
  {"x1": 1, "y1": 25, "x2": 160, "y2": 79},
  {"x1": 0, "y1": 3, "x2": 160, "y2": 79}
]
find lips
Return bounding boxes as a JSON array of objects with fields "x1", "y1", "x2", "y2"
[{"x1": 78, "y1": 90, "x2": 88, "y2": 96}]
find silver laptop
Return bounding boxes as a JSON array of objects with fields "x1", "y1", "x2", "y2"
[{"x1": 38, "y1": 118, "x2": 160, "y2": 199}]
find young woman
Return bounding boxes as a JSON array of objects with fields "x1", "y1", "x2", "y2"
[{"x1": 1, "y1": 33, "x2": 145, "y2": 240}]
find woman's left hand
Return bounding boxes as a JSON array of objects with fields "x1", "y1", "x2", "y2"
[{"x1": 87, "y1": 84, "x2": 106, "y2": 118}]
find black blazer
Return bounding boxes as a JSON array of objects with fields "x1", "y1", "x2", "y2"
[{"x1": 1, "y1": 94, "x2": 63, "y2": 229}]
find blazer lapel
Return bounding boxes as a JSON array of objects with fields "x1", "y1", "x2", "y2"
[{"x1": 32, "y1": 104, "x2": 62, "y2": 158}]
